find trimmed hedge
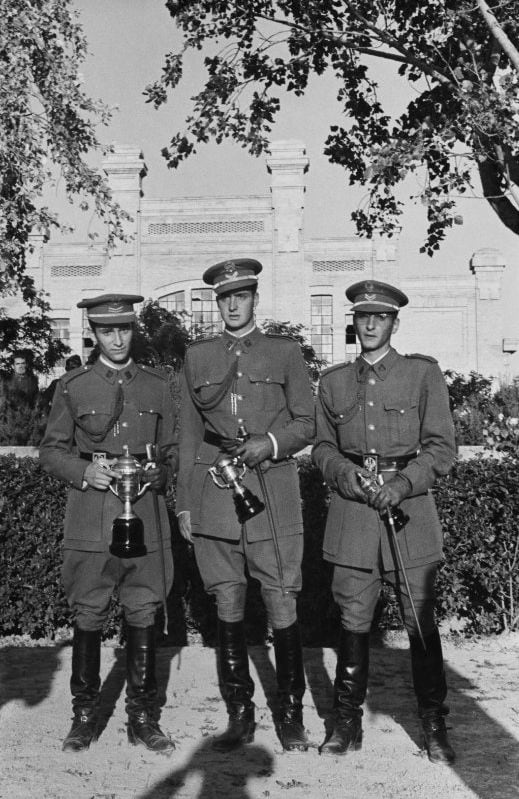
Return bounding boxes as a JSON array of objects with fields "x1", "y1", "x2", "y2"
[{"x1": 1, "y1": 454, "x2": 518, "y2": 642}]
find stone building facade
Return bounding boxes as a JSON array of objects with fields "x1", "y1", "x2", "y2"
[{"x1": 22, "y1": 141, "x2": 519, "y2": 380}]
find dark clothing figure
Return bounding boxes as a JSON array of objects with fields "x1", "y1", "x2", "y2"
[
  {"x1": 1, "y1": 371, "x2": 39, "y2": 409},
  {"x1": 39, "y1": 293, "x2": 178, "y2": 754},
  {"x1": 177, "y1": 258, "x2": 315, "y2": 752},
  {"x1": 40, "y1": 356, "x2": 82, "y2": 416},
  {"x1": 312, "y1": 279, "x2": 457, "y2": 764}
]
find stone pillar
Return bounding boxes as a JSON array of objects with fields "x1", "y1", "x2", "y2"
[
  {"x1": 26, "y1": 233, "x2": 45, "y2": 291},
  {"x1": 470, "y1": 248, "x2": 506, "y2": 376},
  {"x1": 266, "y1": 140, "x2": 309, "y2": 322},
  {"x1": 102, "y1": 145, "x2": 147, "y2": 293}
]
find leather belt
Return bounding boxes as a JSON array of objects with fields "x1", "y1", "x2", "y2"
[
  {"x1": 343, "y1": 452, "x2": 417, "y2": 471},
  {"x1": 203, "y1": 430, "x2": 239, "y2": 450},
  {"x1": 79, "y1": 451, "x2": 147, "y2": 462}
]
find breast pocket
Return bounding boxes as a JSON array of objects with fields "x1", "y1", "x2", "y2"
[
  {"x1": 192, "y1": 370, "x2": 229, "y2": 405},
  {"x1": 248, "y1": 367, "x2": 285, "y2": 411},
  {"x1": 383, "y1": 397, "x2": 419, "y2": 447},
  {"x1": 136, "y1": 405, "x2": 162, "y2": 442},
  {"x1": 77, "y1": 402, "x2": 115, "y2": 438},
  {"x1": 335, "y1": 401, "x2": 362, "y2": 450}
]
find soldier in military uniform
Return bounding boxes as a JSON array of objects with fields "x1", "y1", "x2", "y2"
[
  {"x1": 39, "y1": 294, "x2": 177, "y2": 754},
  {"x1": 312, "y1": 280, "x2": 456, "y2": 764},
  {"x1": 177, "y1": 258, "x2": 314, "y2": 752}
]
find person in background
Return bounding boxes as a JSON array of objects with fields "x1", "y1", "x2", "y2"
[
  {"x1": 1, "y1": 350, "x2": 39, "y2": 410},
  {"x1": 40, "y1": 355, "x2": 83, "y2": 416}
]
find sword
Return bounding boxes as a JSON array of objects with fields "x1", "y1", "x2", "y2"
[
  {"x1": 237, "y1": 426, "x2": 288, "y2": 596},
  {"x1": 146, "y1": 443, "x2": 169, "y2": 636},
  {"x1": 357, "y1": 471, "x2": 426, "y2": 651}
]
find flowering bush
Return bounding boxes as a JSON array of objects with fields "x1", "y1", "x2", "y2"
[{"x1": 482, "y1": 413, "x2": 519, "y2": 454}]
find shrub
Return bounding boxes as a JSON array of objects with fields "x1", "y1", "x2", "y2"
[
  {"x1": 435, "y1": 456, "x2": 519, "y2": 634},
  {"x1": 1, "y1": 454, "x2": 518, "y2": 641},
  {"x1": 0, "y1": 455, "x2": 70, "y2": 637}
]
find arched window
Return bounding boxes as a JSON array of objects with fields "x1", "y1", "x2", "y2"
[{"x1": 159, "y1": 289, "x2": 221, "y2": 335}]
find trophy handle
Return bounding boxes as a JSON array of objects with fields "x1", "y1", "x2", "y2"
[
  {"x1": 109, "y1": 483, "x2": 119, "y2": 499},
  {"x1": 208, "y1": 465, "x2": 228, "y2": 489},
  {"x1": 136, "y1": 482, "x2": 149, "y2": 499},
  {"x1": 209, "y1": 460, "x2": 247, "y2": 489}
]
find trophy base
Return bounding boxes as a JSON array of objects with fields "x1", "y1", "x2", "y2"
[
  {"x1": 110, "y1": 517, "x2": 147, "y2": 559},
  {"x1": 234, "y1": 491, "x2": 265, "y2": 525}
]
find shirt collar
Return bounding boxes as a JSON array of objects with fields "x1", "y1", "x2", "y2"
[
  {"x1": 94, "y1": 357, "x2": 137, "y2": 384},
  {"x1": 357, "y1": 347, "x2": 398, "y2": 381},
  {"x1": 222, "y1": 326, "x2": 260, "y2": 352}
]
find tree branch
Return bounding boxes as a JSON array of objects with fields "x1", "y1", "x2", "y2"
[{"x1": 476, "y1": 0, "x2": 519, "y2": 70}]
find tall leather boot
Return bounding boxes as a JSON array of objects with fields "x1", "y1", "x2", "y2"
[
  {"x1": 62, "y1": 626, "x2": 101, "y2": 752},
  {"x1": 273, "y1": 623, "x2": 309, "y2": 752},
  {"x1": 410, "y1": 628, "x2": 456, "y2": 764},
  {"x1": 212, "y1": 619, "x2": 255, "y2": 752},
  {"x1": 126, "y1": 625, "x2": 175, "y2": 753},
  {"x1": 319, "y1": 629, "x2": 369, "y2": 756}
]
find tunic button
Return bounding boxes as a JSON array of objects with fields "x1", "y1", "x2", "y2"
[
  {"x1": 236, "y1": 350, "x2": 242, "y2": 356},
  {"x1": 237, "y1": 372, "x2": 243, "y2": 378},
  {"x1": 266, "y1": 378, "x2": 271, "y2": 383},
  {"x1": 237, "y1": 395, "x2": 243, "y2": 401},
  {"x1": 238, "y1": 418, "x2": 244, "y2": 424},
  {"x1": 118, "y1": 379, "x2": 123, "y2": 385},
  {"x1": 370, "y1": 448, "x2": 377, "y2": 453},
  {"x1": 368, "y1": 401, "x2": 374, "y2": 407},
  {"x1": 368, "y1": 378, "x2": 376, "y2": 385},
  {"x1": 400, "y1": 409, "x2": 405, "y2": 414},
  {"x1": 122, "y1": 422, "x2": 128, "y2": 428},
  {"x1": 91, "y1": 410, "x2": 96, "y2": 415},
  {"x1": 339, "y1": 414, "x2": 344, "y2": 419},
  {"x1": 368, "y1": 424, "x2": 375, "y2": 431}
]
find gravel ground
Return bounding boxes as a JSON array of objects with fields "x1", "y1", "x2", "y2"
[{"x1": 0, "y1": 630, "x2": 518, "y2": 799}]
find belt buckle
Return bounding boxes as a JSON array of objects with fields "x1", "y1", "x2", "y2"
[
  {"x1": 92, "y1": 451, "x2": 107, "y2": 462},
  {"x1": 363, "y1": 453, "x2": 379, "y2": 474}
]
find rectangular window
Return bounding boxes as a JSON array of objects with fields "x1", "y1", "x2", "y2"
[
  {"x1": 191, "y1": 289, "x2": 221, "y2": 334},
  {"x1": 345, "y1": 312, "x2": 359, "y2": 361},
  {"x1": 51, "y1": 318, "x2": 70, "y2": 368},
  {"x1": 311, "y1": 295, "x2": 333, "y2": 365}
]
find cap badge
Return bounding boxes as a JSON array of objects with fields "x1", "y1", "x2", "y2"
[
  {"x1": 364, "y1": 281, "x2": 374, "y2": 292},
  {"x1": 223, "y1": 262, "x2": 239, "y2": 280}
]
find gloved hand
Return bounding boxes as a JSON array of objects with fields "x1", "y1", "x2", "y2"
[
  {"x1": 369, "y1": 474, "x2": 411, "y2": 512},
  {"x1": 144, "y1": 463, "x2": 168, "y2": 491},
  {"x1": 337, "y1": 467, "x2": 372, "y2": 502},
  {"x1": 232, "y1": 434, "x2": 273, "y2": 468}
]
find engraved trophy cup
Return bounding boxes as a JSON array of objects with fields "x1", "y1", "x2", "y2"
[
  {"x1": 209, "y1": 454, "x2": 265, "y2": 524},
  {"x1": 109, "y1": 445, "x2": 149, "y2": 558}
]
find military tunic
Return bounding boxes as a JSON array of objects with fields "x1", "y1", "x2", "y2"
[
  {"x1": 39, "y1": 358, "x2": 178, "y2": 628},
  {"x1": 40, "y1": 358, "x2": 178, "y2": 553},
  {"x1": 177, "y1": 327, "x2": 315, "y2": 542},
  {"x1": 177, "y1": 327, "x2": 314, "y2": 624},
  {"x1": 312, "y1": 347, "x2": 455, "y2": 571}
]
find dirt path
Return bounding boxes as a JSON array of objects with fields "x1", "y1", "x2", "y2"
[{"x1": 0, "y1": 631, "x2": 518, "y2": 799}]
